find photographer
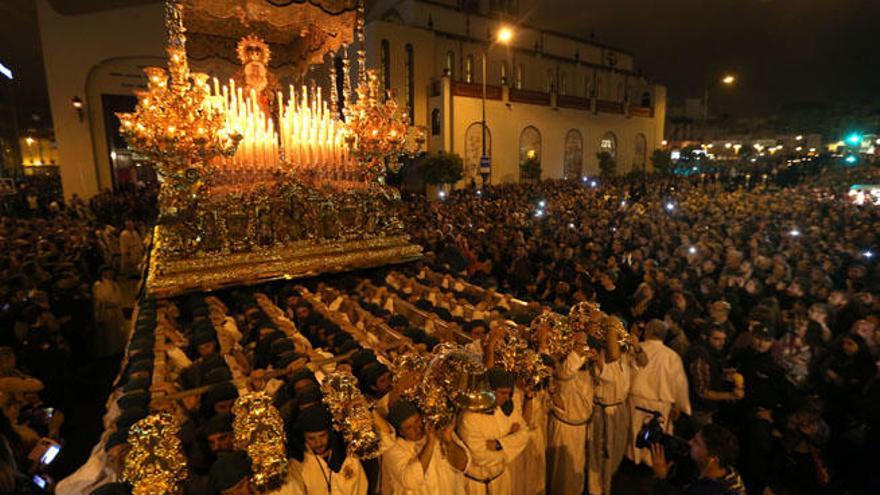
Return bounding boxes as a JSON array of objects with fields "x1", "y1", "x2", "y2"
[{"x1": 651, "y1": 424, "x2": 746, "y2": 495}]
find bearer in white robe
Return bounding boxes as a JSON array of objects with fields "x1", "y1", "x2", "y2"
[
  {"x1": 512, "y1": 382, "x2": 551, "y2": 495},
  {"x1": 546, "y1": 339, "x2": 594, "y2": 495},
  {"x1": 381, "y1": 399, "x2": 470, "y2": 494},
  {"x1": 458, "y1": 368, "x2": 531, "y2": 495},
  {"x1": 588, "y1": 319, "x2": 647, "y2": 495},
  {"x1": 627, "y1": 320, "x2": 691, "y2": 466},
  {"x1": 289, "y1": 406, "x2": 368, "y2": 495}
]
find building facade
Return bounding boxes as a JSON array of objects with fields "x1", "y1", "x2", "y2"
[
  {"x1": 37, "y1": 0, "x2": 664, "y2": 198},
  {"x1": 366, "y1": 0, "x2": 666, "y2": 184}
]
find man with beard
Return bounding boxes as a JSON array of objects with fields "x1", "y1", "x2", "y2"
[
  {"x1": 457, "y1": 368, "x2": 531, "y2": 495},
  {"x1": 289, "y1": 405, "x2": 367, "y2": 495},
  {"x1": 380, "y1": 399, "x2": 469, "y2": 494},
  {"x1": 685, "y1": 327, "x2": 744, "y2": 427}
]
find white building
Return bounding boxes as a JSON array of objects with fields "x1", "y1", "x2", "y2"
[
  {"x1": 37, "y1": 0, "x2": 665, "y2": 198},
  {"x1": 366, "y1": 0, "x2": 666, "y2": 184}
]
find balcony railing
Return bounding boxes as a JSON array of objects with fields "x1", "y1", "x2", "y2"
[
  {"x1": 509, "y1": 88, "x2": 551, "y2": 106},
  {"x1": 557, "y1": 94, "x2": 591, "y2": 111},
  {"x1": 451, "y1": 81, "x2": 502, "y2": 100}
]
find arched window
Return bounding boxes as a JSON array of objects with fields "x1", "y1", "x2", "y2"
[
  {"x1": 641, "y1": 91, "x2": 652, "y2": 107},
  {"x1": 380, "y1": 39, "x2": 391, "y2": 95},
  {"x1": 519, "y1": 126, "x2": 542, "y2": 182},
  {"x1": 465, "y1": 122, "x2": 492, "y2": 182},
  {"x1": 516, "y1": 64, "x2": 524, "y2": 89},
  {"x1": 431, "y1": 108, "x2": 441, "y2": 135},
  {"x1": 465, "y1": 54, "x2": 474, "y2": 83},
  {"x1": 500, "y1": 61, "x2": 508, "y2": 85},
  {"x1": 559, "y1": 71, "x2": 567, "y2": 95},
  {"x1": 633, "y1": 133, "x2": 647, "y2": 173},
  {"x1": 596, "y1": 76, "x2": 603, "y2": 98},
  {"x1": 600, "y1": 131, "x2": 617, "y2": 160},
  {"x1": 585, "y1": 73, "x2": 593, "y2": 97},
  {"x1": 546, "y1": 69, "x2": 554, "y2": 92},
  {"x1": 564, "y1": 129, "x2": 583, "y2": 180},
  {"x1": 446, "y1": 51, "x2": 455, "y2": 78},
  {"x1": 617, "y1": 81, "x2": 624, "y2": 102},
  {"x1": 405, "y1": 43, "x2": 414, "y2": 123}
]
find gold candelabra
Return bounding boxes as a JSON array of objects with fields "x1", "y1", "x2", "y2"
[
  {"x1": 117, "y1": 2, "x2": 240, "y2": 172},
  {"x1": 344, "y1": 70, "x2": 411, "y2": 181}
]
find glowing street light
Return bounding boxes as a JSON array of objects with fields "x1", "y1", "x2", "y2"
[
  {"x1": 25, "y1": 137, "x2": 34, "y2": 146},
  {"x1": 789, "y1": 229, "x2": 801, "y2": 237},
  {"x1": 846, "y1": 133, "x2": 862, "y2": 146},
  {"x1": 863, "y1": 250, "x2": 874, "y2": 259},
  {"x1": 497, "y1": 26, "x2": 514, "y2": 44},
  {"x1": 688, "y1": 246, "x2": 697, "y2": 254},
  {"x1": 721, "y1": 74, "x2": 736, "y2": 85},
  {"x1": 665, "y1": 202, "x2": 675, "y2": 211}
]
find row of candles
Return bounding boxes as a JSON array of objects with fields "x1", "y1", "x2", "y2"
[{"x1": 209, "y1": 78, "x2": 355, "y2": 174}]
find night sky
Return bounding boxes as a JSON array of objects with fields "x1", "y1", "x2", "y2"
[
  {"x1": 520, "y1": 0, "x2": 880, "y2": 116},
  {"x1": 2, "y1": 0, "x2": 880, "y2": 130}
]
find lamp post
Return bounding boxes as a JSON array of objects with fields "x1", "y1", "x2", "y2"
[
  {"x1": 480, "y1": 26, "x2": 514, "y2": 186},
  {"x1": 703, "y1": 73, "x2": 736, "y2": 121}
]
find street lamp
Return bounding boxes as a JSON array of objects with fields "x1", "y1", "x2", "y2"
[
  {"x1": 480, "y1": 26, "x2": 514, "y2": 186},
  {"x1": 704, "y1": 73, "x2": 737, "y2": 120}
]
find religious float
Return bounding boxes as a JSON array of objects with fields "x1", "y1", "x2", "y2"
[
  {"x1": 63, "y1": 3, "x2": 632, "y2": 494},
  {"x1": 120, "y1": 0, "x2": 424, "y2": 298}
]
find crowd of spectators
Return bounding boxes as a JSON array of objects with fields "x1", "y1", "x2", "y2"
[
  {"x1": 403, "y1": 163, "x2": 880, "y2": 494},
  {"x1": 0, "y1": 181, "x2": 154, "y2": 492},
  {"x1": 6, "y1": 159, "x2": 879, "y2": 495}
]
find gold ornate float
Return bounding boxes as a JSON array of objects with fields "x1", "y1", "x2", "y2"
[{"x1": 119, "y1": 1, "x2": 423, "y2": 297}]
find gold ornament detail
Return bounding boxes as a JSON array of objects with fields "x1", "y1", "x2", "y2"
[
  {"x1": 122, "y1": 413, "x2": 188, "y2": 495},
  {"x1": 116, "y1": 1, "x2": 241, "y2": 240},
  {"x1": 496, "y1": 325, "x2": 552, "y2": 394},
  {"x1": 232, "y1": 392, "x2": 288, "y2": 492},
  {"x1": 345, "y1": 70, "x2": 412, "y2": 181},
  {"x1": 320, "y1": 370, "x2": 381, "y2": 459}
]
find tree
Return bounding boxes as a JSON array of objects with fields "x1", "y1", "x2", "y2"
[
  {"x1": 421, "y1": 151, "x2": 464, "y2": 185},
  {"x1": 597, "y1": 151, "x2": 616, "y2": 177},
  {"x1": 650, "y1": 149, "x2": 673, "y2": 175},
  {"x1": 520, "y1": 156, "x2": 542, "y2": 182}
]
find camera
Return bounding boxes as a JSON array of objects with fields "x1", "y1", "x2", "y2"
[{"x1": 634, "y1": 407, "x2": 690, "y2": 459}]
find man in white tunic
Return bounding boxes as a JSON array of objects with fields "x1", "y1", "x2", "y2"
[
  {"x1": 118, "y1": 219, "x2": 144, "y2": 278},
  {"x1": 588, "y1": 318, "x2": 647, "y2": 495},
  {"x1": 511, "y1": 384, "x2": 550, "y2": 495},
  {"x1": 546, "y1": 335, "x2": 594, "y2": 495},
  {"x1": 458, "y1": 368, "x2": 531, "y2": 495},
  {"x1": 381, "y1": 399, "x2": 469, "y2": 494},
  {"x1": 627, "y1": 320, "x2": 691, "y2": 466},
  {"x1": 289, "y1": 406, "x2": 368, "y2": 495}
]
